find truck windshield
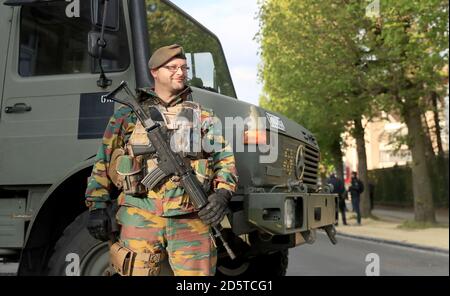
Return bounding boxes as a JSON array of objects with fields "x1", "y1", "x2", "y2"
[{"x1": 146, "y1": 0, "x2": 236, "y2": 98}]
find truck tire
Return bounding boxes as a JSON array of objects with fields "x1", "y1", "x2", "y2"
[
  {"x1": 47, "y1": 211, "x2": 174, "y2": 276},
  {"x1": 217, "y1": 249, "x2": 289, "y2": 276},
  {"x1": 47, "y1": 211, "x2": 113, "y2": 276},
  {"x1": 249, "y1": 249, "x2": 289, "y2": 276}
]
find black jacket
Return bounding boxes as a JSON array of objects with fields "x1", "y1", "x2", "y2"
[
  {"x1": 327, "y1": 176, "x2": 345, "y2": 197},
  {"x1": 348, "y1": 177, "x2": 364, "y2": 199}
]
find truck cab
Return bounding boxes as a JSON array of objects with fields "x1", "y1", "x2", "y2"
[{"x1": 0, "y1": 0, "x2": 337, "y2": 276}]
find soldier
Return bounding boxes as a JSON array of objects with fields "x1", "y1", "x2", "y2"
[{"x1": 85, "y1": 44, "x2": 238, "y2": 276}]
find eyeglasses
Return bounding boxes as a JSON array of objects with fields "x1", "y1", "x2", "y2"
[{"x1": 161, "y1": 65, "x2": 190, "y2": 73}]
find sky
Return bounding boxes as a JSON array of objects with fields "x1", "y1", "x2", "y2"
[{"x1": 170, "y1": 0, "x2": 263, "y2": 106}]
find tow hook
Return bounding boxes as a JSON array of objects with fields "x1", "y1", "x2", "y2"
[{"x1": 322, "y1": 225, "x2": 338, "y2": 245}]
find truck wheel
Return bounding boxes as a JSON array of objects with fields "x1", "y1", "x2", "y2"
[
  {"x1": 47, "y1": 211, "x2": 174, "y2": 276},
  {"x1": 217, "y1": 249, "x2": 288, "y2": 276},
  {"x1": 47, "y1": 211, "x2": 114, "y2": 276},
  {"x1": 248, "y1": 249, "x2": 289, "y2": 276}
]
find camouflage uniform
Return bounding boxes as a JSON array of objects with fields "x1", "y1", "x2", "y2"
[{"x1": 85, "y1": 87, "x2": 238, "y2": 276}]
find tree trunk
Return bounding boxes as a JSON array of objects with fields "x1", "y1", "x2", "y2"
[
  {"x1": 354, "y1": 119, "x2": 370, "y2": 217},
  {"x1": 335, "y1": 157, "x2": 344, "y2": 183},
  {"x1": 422, "y1": 113, "x2": 436, "y2": 162},
  {"x1": 331, "y1": 138, "x2": 344, "y2": 181},
  {"x1": 404, "y1": 102, "x2": 436, "y2": 223},
  {"x1": 431, "y1": 92, "x2": 444, "y2": 157}
]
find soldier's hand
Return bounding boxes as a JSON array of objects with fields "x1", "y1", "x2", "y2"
[
  {"x1": 198, "y1": 190, "x2": 231, "y2": 227},
  {"x1": 87, "y1": 208, "x2": 111, "y2": 242}
]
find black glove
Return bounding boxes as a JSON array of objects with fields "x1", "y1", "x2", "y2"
[
  {"x1": 87, "y1": 208, "x2": 112, "y2": 242},
  {"x1": 198, "y1": 189, "x2": 231, "y2": 227}
]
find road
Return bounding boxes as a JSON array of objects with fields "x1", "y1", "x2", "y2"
[
  {"x1": 286, "y1": 232, "x2": 449, "y2": 276},
  {"x1": 1, "y1": 233, "x2": 448, "y2": 276}
]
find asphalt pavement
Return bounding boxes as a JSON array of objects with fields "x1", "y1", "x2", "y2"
[
  {"x1": 1, "y1": 232, "x2": 448, "y2": 276},
  {"x1": 286, "y1": 232, "x2": 449, "y2": 276}
]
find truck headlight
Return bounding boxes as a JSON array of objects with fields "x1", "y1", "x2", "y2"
[{"x1": 285, "y1": 198, "x2": 296, "y2": 229}]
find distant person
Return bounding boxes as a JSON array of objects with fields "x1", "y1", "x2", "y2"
[
  {"x1": 327, "y1": 173, "x2": 347, "y2": 226},
  {"x1": 348, "y1": 171, "x2": 364, "y2": 225}
]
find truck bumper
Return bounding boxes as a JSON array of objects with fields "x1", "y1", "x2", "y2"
[{"x1": 247, "y1": 192, "x2": 337, "y2": 236}]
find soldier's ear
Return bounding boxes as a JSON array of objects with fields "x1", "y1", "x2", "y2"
[{"x1": 150, "y1": 68, "x2": 158, "y2": 80}]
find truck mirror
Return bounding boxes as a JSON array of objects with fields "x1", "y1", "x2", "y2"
[
  {"x1": 87, "y1": 30, "x2": 120, "y2": 60},
  {"x1": 91, "y1": 0, "x2": 120, "y2": 31}
]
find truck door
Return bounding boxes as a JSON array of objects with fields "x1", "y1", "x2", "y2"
[
  {"x1": 0, "y1": 1, "x2": 134, "y2": 186},
  {"x1": 0, "y1": 4, "x2": 13, "y2": 117}
]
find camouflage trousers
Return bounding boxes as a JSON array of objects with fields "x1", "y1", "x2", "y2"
[{"x1": 115, "y1": 205, "x2": 217, "y2": 276}]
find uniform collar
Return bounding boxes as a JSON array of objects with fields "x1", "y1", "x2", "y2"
[{"x1": 137, "y1": 86, "x2": 192, "y2": 107}]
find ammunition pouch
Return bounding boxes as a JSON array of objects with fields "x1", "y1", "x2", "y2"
[
  {"x1": 115, "y1": 154, "x2": 147, "y2": 196},
  {"x1": 108, "y1": 148, "x2": 125, "y2": 189},
  {"x1": 109, "y1": 242, "x2": 165, "y2": 276}
]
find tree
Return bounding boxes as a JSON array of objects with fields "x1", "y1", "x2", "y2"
[
  {"x1": 258, "y1": 0, "x2": 448, "y2": 223},
  {"x1": 366, "y1": 0, "x2": 448, "y2": 222},
  {"x1": 257, "y1": 0, "x2": 375, "y2": 217}
]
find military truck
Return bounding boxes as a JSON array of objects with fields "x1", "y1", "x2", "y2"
[{"x1": 0, "y1": 0, "x2": 337, "y2": 276}]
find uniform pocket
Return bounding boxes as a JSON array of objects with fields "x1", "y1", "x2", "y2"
[
  {"x1": 110, "y1": 242, "x2": 134, "y2": 276},
  {"x1": 116, "y1": 155, "x2": 147, "y2": 196},
  {"x1": 108, "y1": 148, "x2": 125, "y2": 189}
]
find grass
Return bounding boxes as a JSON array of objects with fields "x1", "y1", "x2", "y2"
[{"x1": 397, "y1": 220, "x2": 449, "y2": 230}]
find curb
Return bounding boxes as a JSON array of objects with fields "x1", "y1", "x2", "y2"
[{"x1": 336, "y1": 232, "x2": 449, "y2": 255}]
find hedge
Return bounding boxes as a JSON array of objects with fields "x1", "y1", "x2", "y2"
[{"x1": 368, "y1": 155, "x2": 449, "y2": 208}]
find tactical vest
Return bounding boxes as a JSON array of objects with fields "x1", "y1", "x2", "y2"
[{"x1": 108, "y1": 100, "x2": 212, "y2": 197}]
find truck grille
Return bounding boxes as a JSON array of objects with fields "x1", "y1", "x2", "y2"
[
  {"x1": 280, "y1": 139, "x2": 319, "y2": 188},
  {"x1": 302, "y1": 145, "x2": 319, "y2": 185}
]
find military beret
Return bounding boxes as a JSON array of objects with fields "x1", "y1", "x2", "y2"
[{"x1": 148, "y1": 44, "x2": 186, "y2": 69}]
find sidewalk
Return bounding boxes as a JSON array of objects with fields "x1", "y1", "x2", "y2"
[{"x1": 335, "y1": 204, "x2": 449, "y2": 252}]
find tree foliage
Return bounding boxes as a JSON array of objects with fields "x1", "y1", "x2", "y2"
[
  {"x1": 257, "y1": 0, "x2": 375, "y2": 169},
  {"x1": 257, "y1": 0, "x2": 449, "y2": 222},
  {"x1": 366, "y1": 0, "x2": 448, "y2": 117}
]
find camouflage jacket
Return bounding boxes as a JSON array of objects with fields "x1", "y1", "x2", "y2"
[{"x1": 85, "y1": 87, "x2": 238, "y2": 217}]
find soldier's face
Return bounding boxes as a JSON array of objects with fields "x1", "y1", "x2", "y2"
[{"x1": 152, "y1": 58, "x2": 187, "y2": 93}]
